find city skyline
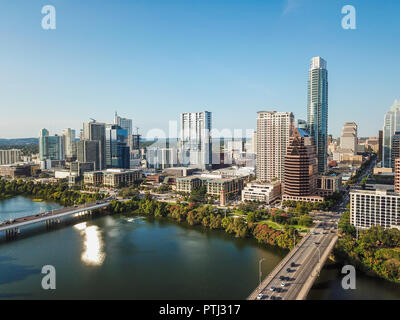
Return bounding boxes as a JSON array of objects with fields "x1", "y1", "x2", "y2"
[{"x1": 0, "y1": 1, "x2": 399, "y2": 138}]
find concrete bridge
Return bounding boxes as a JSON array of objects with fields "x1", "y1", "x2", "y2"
[
  {"x1": 0, "y1": 200, "x2": 111, "y2": 240},
  {"x1": 248, "y1": 212, "x2": 340, "y2": 300}
]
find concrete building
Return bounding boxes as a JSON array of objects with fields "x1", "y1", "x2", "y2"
[
  {"x1": 176, "y1": 176, "x2": 204, "y2": 193},
  {"x1": 316, "y1": 174, "x2": 342, "y2": 197},
  {"x1": 282, "y1": 128, "x2": 322, "y2": 202},
  {"x1": 256, "y1": 111, "x2": 294, "y2": 182},
  {"x1": 340, "y1": 122, "x2": 357, "y2": 154},
  {"x1": 350, "y1": 189, "x2": 400, "y2": 229},
  {"x1": 241, "y1": 182, "x2": 281, "y2": 203},
  {"x1": 307, "y1": 57, "x2": 328, "y2": 174},
  {"x1": 391, "y1": 132, "x2": 400, "y2": 168},
  {"x1": 0, "y1": 149, "x2": 21, "y2": 165},
  {"x1": 206, "y1": 177, "x2": 245, "y2": 197},
  {"x1": 83, "y1": 169, "x2": 142, "y2": 187},
  {"x1": 383, "y1": 99, "x2": 400, "y2": 168},
  {"x1": 180, "y1": 111, "x2": 212, "y2": 169},
  {"x1": 0, "y1": 164, "x2": 32, "y2": 178},
  {"x1": 395, "y1": 158, "x2": 400, "y2": 194}
]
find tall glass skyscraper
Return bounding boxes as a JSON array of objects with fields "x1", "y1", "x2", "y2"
[
  {"x1": 307, "y1": 57, "x2": 328, "y2": 174},
  {"x1": 383, "y1": 100, "x2": 400, "y2": 168},
  {"x1": 106, "y1": 124, "x2": 130, "y2": 169}
]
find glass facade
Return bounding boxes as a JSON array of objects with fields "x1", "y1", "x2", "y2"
[{"x1": 106, "y1": 124, "x2": 130, "y2": 169}]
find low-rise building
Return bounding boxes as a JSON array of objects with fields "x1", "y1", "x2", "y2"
[
  {"x1": 206, "y1": 177, "x2": 245, "y2": 196},
  {"x1": 103, "y1": 169, "x2": 142, "y2": 187},
  {"x1": 350, "y1": 189, "x2": 400, "y2": 229},
  {"x1": 241, "y1": 182, "x2": 281, "y2": 203},
  {"x1": 83, "y1": 169, "x2": 142, "y2": 187},
  {"x1": 176, "y1": 176, "x2": 204, "y2": 193},
  {"x1": 316, "y1": 174, "x2": 342, "y2": 197},
  {"x1": 0, "y1": 164, "x2": 32, "y2": 178}
]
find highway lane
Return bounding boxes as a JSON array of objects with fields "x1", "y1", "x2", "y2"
[{"x1": 253, "y1": 214, "x2": 339, "y2": 300}]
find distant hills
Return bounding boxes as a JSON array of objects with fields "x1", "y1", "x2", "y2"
[{"x1": 0, "y1": 138, "x2": 38, "y2": 146}]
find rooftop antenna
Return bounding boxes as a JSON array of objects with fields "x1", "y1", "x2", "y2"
[{"x1": 90, "y1": 118, "x2": 96, "y2": 123}]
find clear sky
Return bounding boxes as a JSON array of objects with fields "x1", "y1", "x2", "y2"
[{"x1": 0, "y1": 0, "x2": 399, "y2": 139}]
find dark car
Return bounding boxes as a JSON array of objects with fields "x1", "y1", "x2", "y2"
[
  {"x1": 290, "y1": 262, "x2": 296, "y2": 267},
  {"x1": 279, "y1": 275, "x2": 285, "y2": 281},
  {"x1": 286, "y1": 268, "x2": 291, "y2": 272}
]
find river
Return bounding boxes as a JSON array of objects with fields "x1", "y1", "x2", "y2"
[{"x1": 0, "y1": 197, "x2": 399, "y2": 299}]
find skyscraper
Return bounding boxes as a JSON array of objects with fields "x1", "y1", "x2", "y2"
[
  {"x1": 256, "y1": 111, "x2": 294, "y2": 182},
  {"x1": 307, "y1": 57, "x2": 328, "y2": 173},
  {"x1": 39, "y1": 128, "x2": 64, "y2": 161},
  {"x1": 105, "y1": 124, "x2": 130, "y2": 169},
  {"x1": 82, "y1": 121, "x2": 106, "y2": 170},
  {"x1": 62, "y1": 128, "x2": 76, "y2": 160},
  {"x1": 77, "y1": 140, "x2": 100, "y2": 170},
  {"x1": 383, "y1": 100, "x2": 400, "y2": 168},
  {"x1": 283, "y1": 128, "x2": 318, "y2": 200},
  {"x1": 180, "y1": 111, "x2": 212, "y2": 169},
  {"x1": 114, "y1": 112, "x2": 133, "y2": 149}
]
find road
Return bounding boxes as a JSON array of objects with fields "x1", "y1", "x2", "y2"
[{"x1": 249, "y1": 213, "x2": 338, "y2": 300}]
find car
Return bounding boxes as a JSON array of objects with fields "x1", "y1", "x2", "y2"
[
  {"x1": 286, "y1": 268, "x2": 291, "y2": 272},
  {"x1": 290, "y1": 262, "x2": 296, "y2": 267},
  {"x1": 257, "y1": 293, "x2": 263, "y2": 300},
  {"x1": 275, "y1": 288, "x2": 282, "y2": 293},
  {"x1": 279, "y1": 275, "x2": 285, "y2": 281},
  {"x1": 270, "y1": 296, "x2": 276, "y2": 300},
  {"x1": 281, "y1": 282, "x2": 286, "y2": 287},
  {"x1": 269, "y1": 286, "x2": 275, "y2": 292}
]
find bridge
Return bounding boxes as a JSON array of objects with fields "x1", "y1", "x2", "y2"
[
  {"x1": 0, "y1": 200, "x2": 111, "y2": 239},
  {"x1": 248, "y1": 212, "x2": 340, "y2": 300}
]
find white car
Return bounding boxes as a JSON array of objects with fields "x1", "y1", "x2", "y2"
[
  {"x1": 269, "y1": 286, "x2": 275, "y2": 292},
  {"x1": 257, "y1": 293, "x2": 263, "y2": 300},
  {"x1": 281, "y1": 282, "x2": 286, "y2": 287}
]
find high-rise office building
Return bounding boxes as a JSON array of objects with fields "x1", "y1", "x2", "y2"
[
  {"x1": 39, "y1": 128, "x2": 64, "y2": 161},
  {"x1": 283, "y1": 128, "x2": 318, "y2": 200},
  {"x1": 180, "y1": 111, "x2": 212, "y2": 169},
  {"x1": 114, "y1": 112, "x2": 133, "y2": 149},
  {"x1": 77, "y1": 140, "x2": 100, "y2": 170},
  {"x1": 340, "y1": 122, "x2": 358, "y2": 154},
  {"x1": 383, "y1": 100, "x2": 400, "y2": 168},
  {"x1": 307, "y1": 57, "x2": 328, "y2": 174},
  {"x1": 82, "y1": 121, "x2": 106, "y2": 170},
  {"x1": 62, "y1": 128, "x2": 76, "y2": 160},
  {"x1": 256, "y1": 111, "x2": 294, "y2": 182},
  {"x1": 105, "y1": 124, "x2": 130, "y2": 169}
]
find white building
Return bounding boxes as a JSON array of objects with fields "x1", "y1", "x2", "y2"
[
  {"x1": 350, "y1": 189, "x2": 400, "y2": 229},
  {"x1": 0, "y1": 149, "x2": 21, "y2": 165},
  {"x1": 256, "y1": 111, "x2": 294, "y2": 182},
  {"x1": 62, "y1": 128, "x2": 76, "y2": 159},
  {"x1": 241, "y1": 182, "x2": 281, "y2": 203},
  {"x1": 180, "y1": 111, "x2": 212, "y2": 169}
]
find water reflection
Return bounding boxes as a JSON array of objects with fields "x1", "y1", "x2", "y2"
[{"x1": 74, "y1": 222, "x2": 105, "y2": 266}]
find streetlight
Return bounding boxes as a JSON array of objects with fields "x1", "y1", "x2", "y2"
[{"x1": 259, "y1": 258, "x2": 266, "y2": 287}]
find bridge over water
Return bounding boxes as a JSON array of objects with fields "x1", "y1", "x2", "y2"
[
  {"x1": 0, "y1": 200, "x2": 111, "y2": 239},
  {"x1": 248, "y1": 213, "x2": 340, "y2": 300}
]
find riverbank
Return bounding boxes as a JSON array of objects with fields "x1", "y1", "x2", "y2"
[{"x1": 333, "y1": 210, "x2": 400, "y2": 284}]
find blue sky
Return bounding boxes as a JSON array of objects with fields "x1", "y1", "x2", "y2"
[{"x1": 0, "y1": 0, "x2": 399, "y2": 138}]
